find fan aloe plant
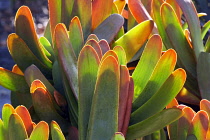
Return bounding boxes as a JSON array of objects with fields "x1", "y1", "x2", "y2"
[{"x1": 1, "y1": 0, "x2": 208, "y2": 139}]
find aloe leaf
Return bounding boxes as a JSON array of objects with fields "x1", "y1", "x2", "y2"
[
  {"x1": 187, "y1": 111, "x2": 208, "y2": 140},
  {"x1": 54, "y1": 23, "x2": 78, "y2": 98},
  {"x1": 132, "y1": 35, "x2": 162, "y2": 100},
  {"x1": 131, "y1": 68, "x2": 186, "y2": 124},
  {"x1": 0, "y1": 67, "x2": 29, "y2": 93},
  {"x1": 69, "y1": 16, "x2": 84, "y2": 58},
  {"x1": 9, "y1": 113, "x2": 28, "y2": 140},
  {"x1": 31, "y1": 87, "x2": 69, "y2": 131},
  {"x1": 2, "y1": 104, "x2": 15, "y2": 139},
  {"x1": 121, "y1": 77, "x2": 134, "y2": 135},
  {"x1": 92, "y1": 0, "x2": 113, "y2": 30},
  {"x1": 51, "y1": 121, "x2": 65, "y2": 140},
  {"x1": 98, "y1": 39, "x2": 110, "y2": 55},
  {"x1": 15, "y1": 106, "x2": 33, "y2": 136},
  {"x1": 85, "y1": 39, "x2": 103, "y2": 59},
  {"x1": 128, "y1": 0, "x2": 152, "y2": 23},
  {"x1": 111, "y1": 132, "x2": 125, "y2": 140},
  {"x1": 118, "y1": 66, "x2": 130, "y2": 131},
  {"x1": 93, "y1": 14, "x2": 124, "y2": 44},
  {"x1": 176, "y1": 0, "x2": 204, "y2": 59},
  {"x1": 15, "y1": 6, "x2": 52, "y2": 68},
  {"x1": 197, "y1": 52, "x2": 210, "y2": 100},
  {"x1": 7, "y1": 33, "x2": 52, "y2": 78},
  {"x1": 73, "y1": 0, "x2": 91, "y2": 39},
  {"x1": 78, "y1": 45, "x2": 100, "y2": 140},
  {"x1": 201, "y1": 21, "x2": 210, "y2": 39},
  {"x1": 113, "y1": 20, "x2": 154, "y2": 62},
  {"x1": 0, "y1": 119, "x2": 5, "y2": 140},
  {"x1": 161, "y1": 3, "x2": 196, "y2": 78},
  {"x1": 113, "y1": 46, "x2": 127, "y2": 65},
  {"x1": 87, "y1": 56, "x2": 120, "y2": 140},
  {"x1": 126, "y1": 108, "x2": 183, "y2": 140},
  {"x1": 30, "y1": 121, "x2": 49, "y2": 140},
  {"x1": 86, "y1": 34, "x2": 99, "y2": 42},
  {"x1": 39, "y1": 37, "x2": 54, "y2": 62},
  {"x1": 132, "y1": 49, "x2": 177, "y2": 111},
  {"x1": 177, "y1": 107, "x2": 195, "y2": 140}
]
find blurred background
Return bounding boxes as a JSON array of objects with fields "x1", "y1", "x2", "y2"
[{"x1": 0, "y1": 0, "x2": 209, "y2": 117}]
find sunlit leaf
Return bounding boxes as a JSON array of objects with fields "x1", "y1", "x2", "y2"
[
  {"x1": 113, "y1": 46, "x2": 127, "y2": 65},
  {"x1": 51, "y1": 121, "x2": 65, "y2": 140},
  {"x1": 131, "y1": 68, "x2": 186, "y2": 124},
  {"x1": 87, "y1": 56, "x2": 120, "y2": 140},
  {"x1": 113, "y1": 20, "x2": 154, "y2": 61},
  {"x1": 30, "y1": 121, "x2": 49, "y2": 140},
  {"x1": 9, "y1": 113, "x2": 28, "y2": 140},
  {"x1": 126, "y1": 108, "x2": 183, "y2": 140},
  {"x1": 85, "y1": 39, "x2": 103, "y2": 59},
  {"x1": 78, "y1": 45, "x2": 100, "y2": 140},
  {"x1": 111, "y1": 132, "x2": 125, "y2": 140},
  {"x1": 98, "y1": 39, "x2": 110, "y2": 55}
]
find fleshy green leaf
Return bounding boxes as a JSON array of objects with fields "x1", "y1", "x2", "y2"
[
  {"x1": 93, "y1": 14, "x2": 124, "y2": 44},
  {"x1": 132, "y1": 34, "x2": 162, "y2": 101},
  {"x1": 132, "y1": 49, "x2": 177, "y2": 111},
  {"x1": 51, "y1": 121, "x2": 65, "y2": 140},
  {"x1": 78, "y1": 45, "x2": 100, "y2": 140},
  {"x1": 0, "y1": 119, "x2": 5, "y2": 140},
  {"x1": 9, "y1": 113, "x2": 28, "y2": 140},
  {"x1": 7, "y1": 33, "x2": 52, "y2": 78},
  {"x1": 131, "y1": 68, "x2": 186, "y2": 124},
  {"x1": 187, "y1": 111, "x2": 209, "y2": 140},
  {"x1": 101, "y1": 50, "x2": 119, "y2": 63},
  {"x1": 111, "y1": 132, "x2": 125, "y2": 140},
  {"x1": 15, "y1": 6, "x2": 52, "y2": 68},
  {"x1": 201, "y1": 21, "x2": 210, "y2": 39},
  {"x1": 86, "y1": 34, "x2": 99, "y2": 42},
  {"x1": 161, "y1": 3, "x2": 196, "y2": 78},
  {"x1": 177, "y1": 107, "x2": 195, "y2": 140},
  {"x1": 176, "y1": 0, "x2": 204, "y2": 59},
  {"x1": 48, "y1": 0, "x2": 61, "y2": 38},
  {"x1": 2, "y1": 104, "x2": 15, "y2": 140},
  {"x1": 113, "y1": 46, "x2": 127, "y2": 65},
  {"x1": 197, "y1": 52, "x2": 210, "y2": 100},
  {"x1": 87, "y1": 56, "x2": 120, "y2": 140},
  {"x1": 126, "y1": 108, "x2": 183, "y2": 140},
  {"x1": 73, "y1": 0, "x2": 91, "y2": 39},
  {"x1": 69, "y1": 16, "x2": 84, "y2": 58},
  {"x1": 0, "y1": 67, "x2": 29, "y2": 93},
  {"x1": 61, "y1": 0, "x2": 74, "y2": 26},
  {"x1": 39, "y1": 37, "x2": 54, "y2": 62},
  {"x1": 30, "y1": 121, "x2": 49, "y2": 140},
  {"x1": 92, "y1": 0, "x2": 113, "y2": 30},
  {"x1": 113, "y1": 20, "x2": 154, "y2": 62},
  {"x1": 54, "y1": 23, "x2": 78, "y2": 98}
]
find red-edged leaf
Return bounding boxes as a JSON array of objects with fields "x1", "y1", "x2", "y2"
[
  {"x1": 29, "y1": 121, "x2": 49, "y2": 140},
  {"x1": 85, "y1": 39, "x2": 103, "y2": 59},
  {"x1": 92, "y1": 0, "x2": 113, "y2": 30},
  {"x1": 98, "y1": 39, "x2": 110, "y2": 55}
]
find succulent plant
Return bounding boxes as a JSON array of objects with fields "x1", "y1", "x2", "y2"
[
  {"x1": 1, "y1": 0, "x2": 209, "y2": 139},
  {"x1": 0, "y1": 104, "x2": 65, "y2": 140}
]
